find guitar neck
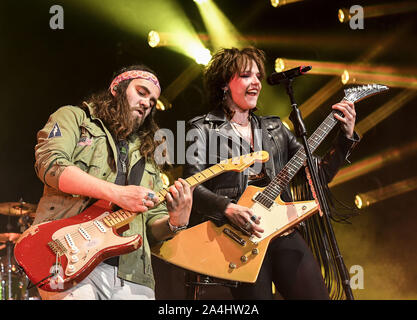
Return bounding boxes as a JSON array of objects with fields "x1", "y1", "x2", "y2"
[
  {"x1": 257, "y1": 110, "x2": 340, "y2": 207},
  {"x1": 156, "y1": 163, "x2": 226, "y2": 202},
  {"x1": 101, "y1": 162, "x2": 227, "y2": 228},
  {"x1": 256, "y1": 84, "x2": 386, "y2": 207}
]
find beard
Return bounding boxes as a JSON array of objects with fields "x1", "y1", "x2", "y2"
[
  {"x1": 131, "y1": 116, "x2": 142, "y2": 133},
  {"x1": 130, "y1": 109, "x2": 147, "y2": 134}
]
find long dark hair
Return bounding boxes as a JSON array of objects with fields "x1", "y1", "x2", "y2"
[
  {"x1": 203, "y1": 47, "x2": 266, "y2": 118},
  {"x1": 83, "y1": 64, "x2": 162, "y2": 167}
]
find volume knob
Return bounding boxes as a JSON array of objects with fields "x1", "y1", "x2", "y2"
[{"x1": 67, "y1": 264, "x2": 76, "y2": 274}]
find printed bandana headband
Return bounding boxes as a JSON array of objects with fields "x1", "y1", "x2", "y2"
[{"x1": 109, "y1": 70, "x2": 161, "y2": 96}]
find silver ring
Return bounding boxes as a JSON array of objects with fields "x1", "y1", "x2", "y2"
[
  {"x1": 250, "y1": 215, "x2": 257, "y2": 222},
  {"x1": 142, "y1": 198, "x2": 147, "y2": 205},
  {"x1": 244, "y1": 221, "x2": 252, "y2": 230},
  {"x1": 147, "y1": 192, "x2": 154, "y2": 199}
]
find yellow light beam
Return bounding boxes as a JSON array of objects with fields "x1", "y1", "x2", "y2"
[
  {"x1": 195, "y1": 0, "x2": 247, "y2": 50},
  {"x1": 281, "y1": 21, "x2": 414, "y2": 129},
  {"x1": 355, "y1": 176, "x2": 417, "y2": 209},
  {"x1": 339, "y1": 1, "x2": 417, "y2": 23},
  {"x1": 162, "y1": 64, "x2": 203, "y2": 103},
  {"x1": 276, "y1": 58, "x2": 417, "y2": 89},
  {"x1": 342, "y1": 71, "x2": 417, "y2": 90},
  {"x1": 275, "y1": 58, "x2": 417, "y2": 81},
  {"x1": 68, "y1": 0, "x2": 206, "y2": 61},
  {"x1": 356, "y1": 90, "x2": 417, "y2": 136},
  {"x1": 194, "y1": 0, "x2": 285, "y2": 117},
  {"x1": 270, "y1": 0, "x2": 305, "y2": 7},
  {"x1": 329, "y1": 140, "x2": 417, "y2": 188}
]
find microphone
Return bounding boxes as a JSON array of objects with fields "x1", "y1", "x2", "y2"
[{"x1": 267, "y1": 66, "x2": 312, "y2": 85}]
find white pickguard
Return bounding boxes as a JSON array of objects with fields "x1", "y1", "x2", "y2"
[{"x1": 249, "y1": 199, "x2": 318, "y2": 244}]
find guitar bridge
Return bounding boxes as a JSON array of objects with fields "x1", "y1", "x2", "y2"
[{"x1": 48, "y1": 239, "x2": 67, "y2": 257}]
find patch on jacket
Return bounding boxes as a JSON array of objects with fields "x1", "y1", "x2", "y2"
[{"x1": 48, "y1": 123, "x2": 62, "y2": 138}]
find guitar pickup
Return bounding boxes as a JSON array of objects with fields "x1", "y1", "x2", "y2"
[
  {"x1": 223, "y1": 228, "x2": 246, "y2": 246},
  {"x1": 252, "y1": 192, "x2": 274, "y2": 210}
]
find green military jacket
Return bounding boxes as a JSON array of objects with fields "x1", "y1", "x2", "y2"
[{"x1": 34, "y1": 104, "x2": 168, "y2": 290}]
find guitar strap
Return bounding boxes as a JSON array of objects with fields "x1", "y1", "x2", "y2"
[
  {"x1": 104, "y1": 150, "x2": 145, "y2": 267},
  {"x1": 128, "y1": 156, "x2": 146, "y2": 186}
]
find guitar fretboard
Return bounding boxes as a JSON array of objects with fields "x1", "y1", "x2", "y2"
[
  {"x1": 255, "y1": 110, "x2": 341, "y2": 208},
  {"x1": 99, "y1": 151, "x2": 268, "y2": 228},
  {"x1": 156, "y1": 163, "x2": 226, "y2": 203},
  {"x1": 101, "y1": 162, "x2": 226, "y2": 227},
  {"x1": 254, "y1": 84, "x2": 387, "y2": 209}
]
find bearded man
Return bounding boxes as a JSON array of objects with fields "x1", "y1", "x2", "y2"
[{"x1": 33, "y1": 65, "x2": 193, "y2": 300}]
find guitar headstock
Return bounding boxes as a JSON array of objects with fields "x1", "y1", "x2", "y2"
[
  {"x1": 344, "y1": 84, "x2": 389, "y2": 103},
  {"x1": 219, "y1": 151, "x2": 270, "y2": 172}
]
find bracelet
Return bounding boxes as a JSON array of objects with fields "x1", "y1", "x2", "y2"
[{"x1": 167, "y1": 219, "x2": 188, "y2": 234}]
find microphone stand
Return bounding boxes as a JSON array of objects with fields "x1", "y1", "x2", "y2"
[{"x1": 282, "y1": 78, "x2": 354, "y2": 300}]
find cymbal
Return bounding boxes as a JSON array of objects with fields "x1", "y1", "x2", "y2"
[
  {"x1": 0, "y1": 233, "x2": 21, "y2": 243},
  {"x1": 0, "y1": 202, "x2": 37, "y2": 216}
]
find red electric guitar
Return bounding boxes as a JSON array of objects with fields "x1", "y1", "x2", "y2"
[{"x1": 14, "y1": 151, "x2": 269, "y2": 292}]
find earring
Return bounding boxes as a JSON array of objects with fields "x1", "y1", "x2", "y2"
[{"x1": 222, "y1": 88, "x2": 228, "y2": 101}]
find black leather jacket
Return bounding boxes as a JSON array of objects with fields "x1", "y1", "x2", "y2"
[{"x1": 184, "y1": 107, "x2": 359, "y2": 226}]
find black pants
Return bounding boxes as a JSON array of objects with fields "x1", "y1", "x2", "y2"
[{"x1": 230, "y1": 230, "x2": 329, "y2": 300}]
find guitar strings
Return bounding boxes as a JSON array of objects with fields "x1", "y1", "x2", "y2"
[
  {"x1": 53, "y1": 163, "x2": 231, "y2": 248},
  {"x1": 257, "y1": 88, "x2": 370, "y2": 204}
]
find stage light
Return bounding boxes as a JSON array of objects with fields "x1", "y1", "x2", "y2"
[
  {"x1": 355, "y1": 176, "x2": 417, "y2": 209},
  {"x1": 156, "y1": 96, "x2": 172, "y2": 111},
  {"x1": 275, "y1": 57, "x2": 417, "y2": 97},
  {"x1": 274, "y1": 58, "x2": 285, "y2": 72},
  {"x1": 339, "y1": 1, "x2": 417, "y2": 23},
  {"x1": 194, "y1": 47, "x2": 211, "y2": 65},
  {"x1": 270, "y1": 0, "x2": 280, "y2": 7},
  {"x1": 329, "y1": 140, "x2": 417, "y2": 188},
  {"x1": 341, "y1": 72, "x2": 417, "y2": 89},
  {"x1": 148, "y1": 30, "x2": 160, "y2": 48},
  {"x1": 147, "y1": 30, "x2": 211, "y2": 66},
  {"x1": 185, "y1": 45, "x2": 211, "y2": 65},
  {"x1": 275, "y1": 58, "x2": 417, "y2": 89},
  {"x1": 279, "y1": 20, "x2": 413, "y2": 130},
  {"x1": 338, "y1": 8, "x2": 347, "y2": 23},
  {"x1": 341, "y1": 70, "x2": 349, "y2": 85},
  {"x1": 271, "y1": 0, "x2": 304, "y2": 7}
]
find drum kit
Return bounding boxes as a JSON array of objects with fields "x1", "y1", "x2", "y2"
[{"x1": 0, "y1": 200, "x2": 40, "y2": 300}]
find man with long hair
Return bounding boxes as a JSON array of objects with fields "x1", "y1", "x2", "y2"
[{"x1": 33, "y1": 64, "x2": 193, "y2": 299}]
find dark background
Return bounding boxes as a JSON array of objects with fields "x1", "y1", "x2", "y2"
[{"x1": 0, "y1": 0, "x2": 416, "y2": 299}]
